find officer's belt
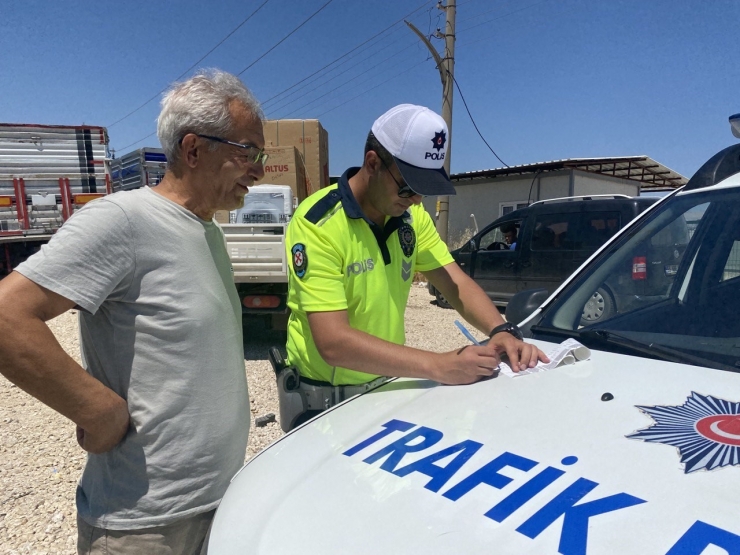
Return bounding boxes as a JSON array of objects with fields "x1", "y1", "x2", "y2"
[{"x1": 299, "y1": 374, "x2": 389, "y2": 400}]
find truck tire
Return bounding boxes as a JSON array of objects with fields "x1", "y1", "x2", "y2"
[
  {"x1": 435, "y1": 289, "x2": 453, "y2": 309},
  {"x1": 580, "y1": 287, "x2": 615, "y2": 326}
]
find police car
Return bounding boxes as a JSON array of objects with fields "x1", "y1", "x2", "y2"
[{"x1": 206, "y1": 128, "x2": 740, "y2": 554}]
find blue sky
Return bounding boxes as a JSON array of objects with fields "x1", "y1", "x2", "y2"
[{"x1": 1, "y1": 0, "x2": 738, "y2": 179}]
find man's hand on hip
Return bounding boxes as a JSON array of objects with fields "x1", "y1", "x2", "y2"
[{"x1": 76, "y1": 394, "x2": 130, "y2": 454}]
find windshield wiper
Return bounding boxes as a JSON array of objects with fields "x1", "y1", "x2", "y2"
[
  {"x1": 529, "y1": 325, "x2": 581, "y2": 339},
  {"x1": 579, "y1": 329, "x2": 736, "y2": 371}
]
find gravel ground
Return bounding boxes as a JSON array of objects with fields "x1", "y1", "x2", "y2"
[{"x1": 0, "y1": 284, "x2": 489, "y2": 554}]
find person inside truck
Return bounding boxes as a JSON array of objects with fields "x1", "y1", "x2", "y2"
[
  {"x1": 278, "y1": 104, "x2": 548, "y2": 430},
  {"x1": 501, "y1": 223, "x2": 518, "y2": 250},
  {"x1": 0, "y1": 69, "x2": 266, "y2": 555}
]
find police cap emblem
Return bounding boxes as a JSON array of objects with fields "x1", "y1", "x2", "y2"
[{"x1": 432, "y1": 130, "x2": 446, "y2": 152}]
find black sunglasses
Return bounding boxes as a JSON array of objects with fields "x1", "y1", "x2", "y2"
[
  {"x1": 380, "y1": 158, "x2": 418, "y2": 199},
  {"x1": 195, "y1": 134, "x2": 269, "y2": 165}
]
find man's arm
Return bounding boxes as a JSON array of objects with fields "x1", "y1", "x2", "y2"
[
  {"x1": 424, "y1": 262, "x2": 549, "y2": 371},
  {"x1": 0, "y1": 272, "x2": 129, "y2": 453},
  {"x1": 308, "y1": 310, "x2": 499, "y2": 385}
]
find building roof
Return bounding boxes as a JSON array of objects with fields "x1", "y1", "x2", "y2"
[{"x1": 451, "y1": 156, "x2": 687, "y2": 189}]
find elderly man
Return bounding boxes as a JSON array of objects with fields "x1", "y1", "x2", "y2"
[
  {"x1": 278, "y1": 104, "x2": 548, "y2": 430},
  {"x1": 0, "y1": 69, "x2": 265, "y2": 554}
]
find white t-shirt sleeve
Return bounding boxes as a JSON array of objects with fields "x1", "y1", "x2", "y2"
[{"x1": 15, "y1": 199, "x2": 136, "y2": 314}]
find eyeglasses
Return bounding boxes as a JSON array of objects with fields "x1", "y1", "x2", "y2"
[
  {"x1": 196, "y1": 134, "x2": 269, "y2": 165},
  {"x1": 380, "y1": 158, "x2": 418, "y2": 199}
]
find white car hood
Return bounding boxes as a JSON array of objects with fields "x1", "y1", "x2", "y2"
[{"x1": 208, "y1": 342, "x2": 740, "y2": 554}]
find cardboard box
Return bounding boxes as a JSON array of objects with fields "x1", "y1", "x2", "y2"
[
  {"x1": 254, "y1": 146, "x2": 308, "y2": 203},
  {"x1": 263, "y1": 119, "x2": 329, "y2": 195}
]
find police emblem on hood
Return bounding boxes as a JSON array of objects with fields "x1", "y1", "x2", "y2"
[
  {"x1": 398, "y1": 223, "x2": 415, "y2": 258},
  {"x1": 627, "y1": 392, "x2": 740, "y2": 473}
]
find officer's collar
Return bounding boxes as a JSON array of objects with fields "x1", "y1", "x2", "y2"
[{"x1": 338, "y1": 167, "x2": 410, "y2": 224}]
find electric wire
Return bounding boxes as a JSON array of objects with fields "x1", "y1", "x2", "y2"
[
  {"x1": 527, "y1": 170, "x2": 543, "y2": 205},
  {"x1": 458, "y1": 0, "x2": 549, "y2": 33},
  {"x1": 456, "y1": 0, "x2": 520, "y2": 25},
  {"x1": 277, "y1": 41, "x2": 423, "y2": 119},
  {"x1": 237, "y1": 0, "x2": 335, "y2": 76},
  {"x1": 260, "y1": 1, "x2": 432, "y2": 108},
  {"x1": 116, "y1": 0, "x2": 337, "y2": 153},
  {"x1": 458, "y1": 0, "x2": 572, "y2": 48},
  {"x1": 265, "y1": 31, "x2": 415, "y2": 115},
  {"x1": 119, "y1": 0, "x2": 424, "y2": 151},
  {"x1": 119, "y1": 0, "x2": 486, "y2": 153},
  {"x1": 262, "y1": 27, "x2": 400, "y2": 110},
  {"x1": 119, "y1": 132, "x2": 157, "y2": 153},
  {"x1": 265, "y1": 7, "x2": 438, "y2": 116},
  {"x1": 272, "y1": 37, "x2": 422, "y2": 117},
  {"x1": 315, "y1": 59, "x2": 429, "y2": 118},
  {"x1": 448, "y1": 70, "x2": 509, "y2": 167},
  {"x1": 108, "y1": 0, "x2": 272, "y2": 129}
]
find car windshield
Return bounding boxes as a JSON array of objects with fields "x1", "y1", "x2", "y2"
[{"x1": 535, "y1": 185, "x2": 740, "y2": 371}]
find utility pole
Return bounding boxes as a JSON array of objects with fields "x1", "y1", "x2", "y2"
[{"x1": 406, "y1": 0, "x2": 456, "y2": 244}]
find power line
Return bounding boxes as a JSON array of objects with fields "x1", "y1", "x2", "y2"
[
  {"x1": 265, "y1": 31, "x2": 412, "y2": 114},
  {"x1": 265, "y1": 7, "x2": 437, "y2": 117},
  {"x1": 261, "y1": 1, "x2": 433, "y2": 109},
  {"x1": 458, "y1": 0, "x2": 560, "y2": 47},
  {"x1": 237, "y1": 0, "x2": 335, "y2": 76},
  {"x1": 278, "y1": 41, "x2": 422, "y2": 119},
  {"x1": 266, "y1": 7, "x2": 441, "y2": 117},
  {"x1": 118, "y1": 131, "x2": 157, "y2": 153},
  {"x1": 268, "y1": 34, "x2": 422, "y2": 116},
  {"x1": 118, "y1": 131, "x2": 157, "y2": 150},
  {"x1": 315, "y1": 58, "x2": 429, "y2": 119},
  {"x1": 114, "y1": 0, "x2": 337, "y2": 153},
  {"x1": 448, "y1": 70, "x2": 509, "y2": 167},
  {"x1": 116, "y1": 2, "x2": 436, "y2": 152},
  {"x1": 108, "y1": 0, "x2": 272, "y2": 129},
  {"x1": 458, "y1": 0, "x2": 549, "y2": 33},
  {"x1": 456, "y1": 0, "x2": 519, "y2": 24}
]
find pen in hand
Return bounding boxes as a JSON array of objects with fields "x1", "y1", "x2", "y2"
[
  {"x1": 454, "y1": 320, "x2": 481, "y2": 345},
  {"x1": 454, "y1": 320, "x2": 501, "y2": 374}
]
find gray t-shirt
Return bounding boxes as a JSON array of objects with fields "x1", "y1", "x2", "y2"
[{"x1": 16, "y1": 187, "x2": 249, "y2": 529}]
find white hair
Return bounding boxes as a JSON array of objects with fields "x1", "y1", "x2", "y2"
[{"x1": 157, "y1": 68, "x2": 264, "y2": 168}]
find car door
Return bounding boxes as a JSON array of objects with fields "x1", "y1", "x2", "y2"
[
  {"x1": 517, "y1": 211, "x2": 577, "y2": 294},
  {"x1": 470, "y1": 221, "x2": 521, "y2": 304}
]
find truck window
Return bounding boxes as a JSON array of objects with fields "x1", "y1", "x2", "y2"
[
  {"x1": 531, "y1": 213, "x2": 577, "y2": 251},
  {"x1": 650, "y1": 214, "x2": 690, "y2": 247},
  {"x1": 478, "y1": 220, "x2": 521, "y2": 251},
  {"x1": 578, "y1": 211, "x2": 621, "y2": 250}
]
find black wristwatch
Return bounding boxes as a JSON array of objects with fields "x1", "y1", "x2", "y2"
[{"x1": 488, "y1": 322, "x2": 524, "y2": 341}]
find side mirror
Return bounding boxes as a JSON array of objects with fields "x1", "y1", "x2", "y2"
[
  {"x1": 468, "y1": 239, "x2": 477, "y2": 252},
  {"x1": 506, "y1": 288, "x2": 550, "y2": 325}
]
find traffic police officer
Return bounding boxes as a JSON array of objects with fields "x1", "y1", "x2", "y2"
[{"x1": 277, "y1": 104, "x2": 548, "y2": 430}]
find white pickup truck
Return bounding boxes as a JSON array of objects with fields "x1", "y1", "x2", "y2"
[{"x1": 221, "y1": 184, "x2": 295, "y2": 330}]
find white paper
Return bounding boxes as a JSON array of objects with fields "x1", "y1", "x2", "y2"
[{"x1": 499, "y1": 338, "x2": 591, "y2": 378}]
